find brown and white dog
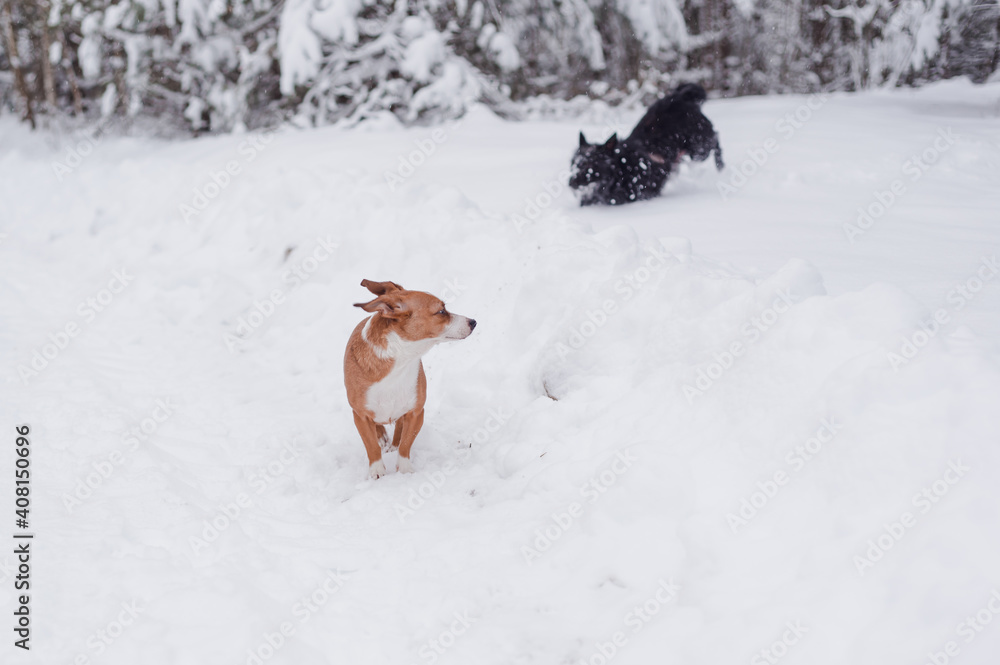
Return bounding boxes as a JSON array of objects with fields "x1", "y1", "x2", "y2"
[{"x1": 343, "y1": 279, "x2": 476, "y2": 479}]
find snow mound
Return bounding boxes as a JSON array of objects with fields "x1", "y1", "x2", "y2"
[{"x1": 1, "y1": 101, "x2": 999, "y2": 665}]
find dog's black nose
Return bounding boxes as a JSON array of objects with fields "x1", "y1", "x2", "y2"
[{"x1": 468, "y1": 319, "x2": 477, "y2": 331}]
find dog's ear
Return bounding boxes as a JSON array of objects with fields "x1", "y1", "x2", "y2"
[
  {"x1": 354, "y1": 296, "x2": 407, "y2": 319},
  {"x1": 360, "y1": 279, "x2": 404, "y2": 296},
  {"x1": 579, "y1": 131, "x2": 588, "y2": 148},
  {"x1": 602, "y1": 134, "x2": 618, "y2": 150}
]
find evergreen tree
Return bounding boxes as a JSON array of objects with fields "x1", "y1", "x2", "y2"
[{"x1": 1, "y1": 0, "x2": 996, "y2": 132}]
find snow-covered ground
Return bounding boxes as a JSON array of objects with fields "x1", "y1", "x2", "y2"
[{"x1": 2, "y1": 79, "x2": 999, "y2": 665}]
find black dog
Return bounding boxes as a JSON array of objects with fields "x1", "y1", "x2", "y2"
[{"x1": 569, "y1": 83, "x2": 724, "y2": 206}]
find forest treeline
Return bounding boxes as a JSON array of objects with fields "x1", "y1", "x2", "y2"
[{"x1": 1, "y1": 0, "x2": 997, "y2": 133}]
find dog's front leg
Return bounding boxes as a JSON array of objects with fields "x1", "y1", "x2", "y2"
[
  {"x1": 394, "y1": 408, "x2": 424, "y2": 473},
  {"x1": 353, "y1": 411, "x2": 386, "y2": 478}
]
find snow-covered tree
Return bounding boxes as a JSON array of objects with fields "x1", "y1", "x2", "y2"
[{"x1": 0, "y1": 0, "x2": 996, "y2": 133}]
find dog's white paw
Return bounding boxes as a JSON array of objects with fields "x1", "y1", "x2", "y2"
[
  {"x1": 397, "y1": 457, "x2": 414, "y2": 474},
  {"x1": 369, "y1": 460, "x2": 387, "y2": 479},
  {"x1": 378, "y1": 429, "x2": 391, "y2": 448}
]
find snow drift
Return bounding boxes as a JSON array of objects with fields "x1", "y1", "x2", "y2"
[{"x1": 1, "y1": 81, "x2": 1000, "y2": 665}]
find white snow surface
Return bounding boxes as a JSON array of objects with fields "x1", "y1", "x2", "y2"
[{"x1": 2, "y1": 79, "x2": 1000, "y2": 665}]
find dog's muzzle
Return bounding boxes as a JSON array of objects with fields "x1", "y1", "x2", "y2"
[{"x1": 443, "y1": 315, "x2": 476, "y2": 340}]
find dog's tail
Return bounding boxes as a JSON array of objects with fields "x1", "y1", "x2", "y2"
[
  {"x1": 713, "y1": 135, "x2": 724, "y2": 171},
  {"x1": 673, "y1": 82, "x2": 708, "y2": 106}
]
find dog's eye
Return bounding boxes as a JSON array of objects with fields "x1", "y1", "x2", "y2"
[{"x1": 436, "y1": 309, "x2": 447, "y2": 316}]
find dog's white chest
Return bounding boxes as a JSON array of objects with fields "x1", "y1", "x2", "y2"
[{"x1": 365, "y1": 358, "x2": 421, "y2": 424}]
